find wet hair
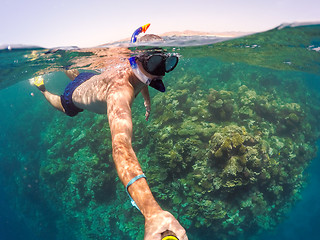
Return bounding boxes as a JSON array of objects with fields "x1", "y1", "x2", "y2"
[{"x1": 137, "y1": 34, "x2": 163, "y2": 42}]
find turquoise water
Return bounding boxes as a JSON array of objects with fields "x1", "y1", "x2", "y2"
[{"x1": 0, "y1": 23, "x2": 320, "y2": 240}]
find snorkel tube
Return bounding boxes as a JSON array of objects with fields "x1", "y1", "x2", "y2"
[
  {"x1": 131, "y1": 23, "x2": 150, "y2": 43},
  {"x1": 129, "y1": 23, "x2": 166, "y2": 92},
  {"x1": 129, "y1": 23, "x2": 153, "y2": 86}
]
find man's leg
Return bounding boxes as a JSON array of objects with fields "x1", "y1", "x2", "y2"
[
  {"x1": 41, "y1": 90, "x2": 65, "y2": 113},
  {"x1": 64, "y1": 69, "x2": 79, "y2": 81},
  {"x1": 41, "y1": 69, "x2": 78, "y2": 112},
  {"x1": 31, "y1": 76, "x2": 65, "y2": 113}
]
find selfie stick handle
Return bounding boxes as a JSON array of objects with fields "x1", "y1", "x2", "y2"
[{"x1": 161, "y1": 230, "x2": 179, "y2": 240}]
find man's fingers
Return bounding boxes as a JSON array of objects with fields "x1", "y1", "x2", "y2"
[
  {"x1": 145, "y1": 111, "x2": 150, "y2": 121},
  {"x1": 174, "y1": 228, "x2": 188, "y2": 240}
]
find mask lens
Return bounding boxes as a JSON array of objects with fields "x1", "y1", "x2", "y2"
[
  {"x1": 165, "y1": 56, "x2": 178, "y2": 72},
  {"x1": 146, "y1": 55, "x2": 164, "y2": 74}
]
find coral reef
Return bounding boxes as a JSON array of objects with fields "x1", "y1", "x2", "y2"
[{"x1": 135, "y1": 64, "x2": 320, "y2": 239}]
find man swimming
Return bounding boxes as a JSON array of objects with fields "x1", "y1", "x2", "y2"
[{"x1": 31, "y1": 25, "x2": 188, "y2": 240}]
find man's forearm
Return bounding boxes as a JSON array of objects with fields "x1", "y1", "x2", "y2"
[
  {"x1": 112, "y1": 137, "x2": 162, "y2": 217},
  {"x1": 141, "y1": 86, "x2": 151, "y2": 109},
  {"x1": 127, "y1": 176, "x2": 162, "y2": 218}
]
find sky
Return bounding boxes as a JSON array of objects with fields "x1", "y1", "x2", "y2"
[{"x1": 1, "y1": 0, "x2": 319, "y2": 48}]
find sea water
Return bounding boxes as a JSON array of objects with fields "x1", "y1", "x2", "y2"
[{"x1": 0, "y1": 23, "x2": 320, "y2": 240}]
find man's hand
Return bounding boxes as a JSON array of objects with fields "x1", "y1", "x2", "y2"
[
  {"x1": 144, "y1": 211, "x2": 188, "y2": 240},
  {"x1": 141, "y1": 86, "x2": 151, "y2": 121}
]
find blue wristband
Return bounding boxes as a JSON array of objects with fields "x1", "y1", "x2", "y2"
[{"x1": 126, "y1": 174, "x2": 146, "y2": 211}]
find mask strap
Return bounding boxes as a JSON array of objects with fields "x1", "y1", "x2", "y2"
[{"x1": 129, "y1": 57, "x2": 152, "y2": 85}]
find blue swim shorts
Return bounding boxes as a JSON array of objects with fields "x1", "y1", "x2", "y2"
[{"x1": 60, "y1": 72, "x2": 96, "y2": 117}]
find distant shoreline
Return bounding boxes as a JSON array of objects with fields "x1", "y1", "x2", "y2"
[
  {"x1": 0, "y1": 30, "x2": 253, "y2": 50},
  {"x1": 159, "y1": 30, "x2": 253, "y2": 38},
  {"x1": 108, "y1": 30, "x2": 253, "y2": 45}
]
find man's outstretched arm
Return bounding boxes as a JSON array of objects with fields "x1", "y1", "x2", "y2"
[{"x1": 106, "y1": 84, "x2": 187, "y2": 240}]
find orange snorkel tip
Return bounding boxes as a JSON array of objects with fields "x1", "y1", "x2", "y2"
[{"x1": 141, "y1": 23, "x2": 151, "y2": 33}]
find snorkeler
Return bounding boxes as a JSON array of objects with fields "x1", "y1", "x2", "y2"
[{"x1": 31, "y1": 24, "x2": 188, "y2": 240}]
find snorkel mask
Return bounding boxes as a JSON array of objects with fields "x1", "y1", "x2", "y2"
[
  {"x1": 129, "y1": 24, "x2": 179, "y2": 92},
  {"x1": 138, "y1": 52, "x2": 179, "y2": 76}
]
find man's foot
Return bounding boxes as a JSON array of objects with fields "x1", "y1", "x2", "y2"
[{"x1": 30, "y1": 76, "x2": 46, "y2": 92}]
